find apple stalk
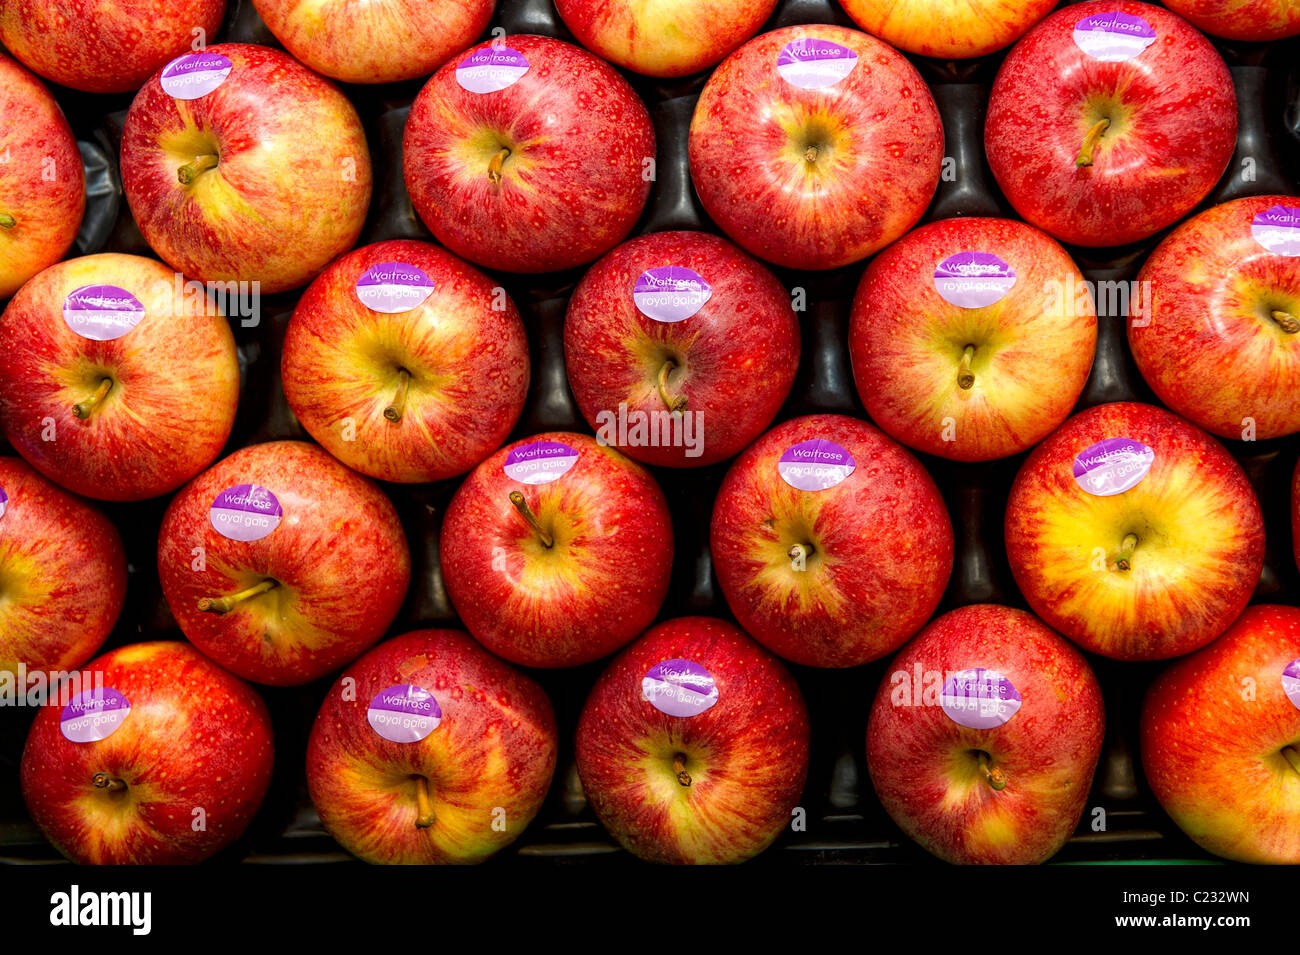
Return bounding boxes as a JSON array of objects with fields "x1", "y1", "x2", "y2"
[
  {"x1": 178, "y1": 154, "x2": 219, "y2": 185},
  {"x1": 1116, "y1": 533, "x2": 1139, "y2": 572},
  {"x1": 957, "y1": 345, "x2": 976, "y2": 390},
  {"x1": 977, "y1": 751, "x2": 1007, "y2": 791},
  {"x1": 487, "y1": 147, "x2": 511, "y2": 186},
  {"x1": 1271, "y1": 310, "x2": 1299, "y2": 335},
  {"x1": 1076, "y1": 118, "x2": 1110, "y2": 168},
  {"x1": 92, "y1": 772, "x2": 127, "y2": 793},
  {"x1": 72, "y1": 377, "x2": 114, "y2": 419},
  {"x1": 383, "y1": 369, "x2": 412, "y2": 423},
  {"x1": 508, "y1": 491, "x2": 554, "y2": 549},
  {"x1": 198, "y1": 578, "x2": 278, "y2": 614},
  {"x1": 657, "y1": 359, "x2": 687, "y2": 414},
  {"x1": 673, "y1": 752, "x2": 692, "y2": 787},
  {"x1": 413, "y1": 775, "x2": 436, "y2": 829},
  {"x1": 0, "y1": 213, "x2": 15, "y2": 229}
]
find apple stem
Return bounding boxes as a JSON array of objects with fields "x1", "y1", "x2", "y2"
[
  {"x1": 656, "y1": 359, "x2": 687, "y2": 415},
  {"x1": 72, "y1": 377, "x2": 114, "y2": 419},
  {"x1": 957, "y1": 345, "x2": 976, "y2": 390},
  {"x1": 788, "y1": 543, "x2": 814, "y2": 563},
  {"x1": 1271, "y1": 310, "x2": 1300, "y2": 335},
  {"x1": 1076, "y1": 118, "x2": 1110, "y2": 168},
  {"x1": 178, "y1": 153, "x2": 219, "y2": 185},
  {"x1": 673, "y1": 753, "x2": 692, "y2": 788},
  {"x1": 803, "y1": 145, "x2": 819, "y2": 164},
  {"x1": 198, "y1": 578, "x2": 278, "y2": 614},
  {"x1": 487, "y1": 146, "x2": 512, "y2": 186},
  {"x1": 383, "y1": 368, "x2": 412, "y2": 423},
  {"x1": 0, "y1": 213, "x2": 15, "y2": 229},
  {"x1": 508, "y1": 490, "x2": 554, "y2": 549},
  {"x1": 1116, "y1": 533, "x2": 1138, "y2": 572},
  {"x1": 977, "y1": 752, "x2": 1007, "y2": 792},
  {"x1": 413, "y1": 775, "x2": 436, "y2": 829},
  {"x1": 92, "y1": 772, "x2": 127, "y2": 793},
  {"x1": 1282, "y1": 746, "x2": 1300, "y2": 776}
]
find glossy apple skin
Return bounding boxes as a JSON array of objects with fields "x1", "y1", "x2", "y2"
[
  {"x1": 0, "y1": 457, "x2": 126, "y2": 676},
  {"x1": 20, "y1": 641, "x2": 274, "y2": 864},
  {"x1": 307, "y1": 629, "x2": 557, "y2": 864},
  {"x1": 440, "y1": 432, "x2": 673, "y2": 668},
  {"x1": 0, "y1": 254, "x2": 239, "y2": 501},
  {"x1": 689, "y1": 24, "x2": 943, "y2": 271},
  {"x1": 850, "y1": 217, "x2": 1097, "y2": 462},
  {"x1": 158, "y1": 441, "x2": 411, "y2": 686},
  {"x1": 985, "y1": 1, "x2": 1236, "y2": 248},
  {"x1": 251, "y1": 0, "x2": 495, "y2": 84},
  {"x1": 564, "y1": 231, "x2": 800, "y2": 468},
  {"x1": 867, "y1": 604, "x2": 1105, "y2": 865},
  {"x1": 838, "y1": 0, "x2": 1056, "y2": 58},
  {"x1": 404, "y1": 35, "x2": 654, "y2": 275},
  {"x1": 282, "y1": 240, "x2": 529, "y2": 484},
  {"x1": 576, "y1": 616, "x2": 810, "y2": 864},
  {"x1": 1142, "y1": 605, "x2": 1300, "y2": 864},
  {"x1": 121, "y1": 43, "x2": 372, "y2": 295},
  {"x1": 711, "y1": 414, "x2": 954, "y2": 668},
  {"x1": 0, "y1": 0, "x2": 226, "y2": 94},
  {"x1": 1005, "y1": 402, "x2": 1264, "y2": 661},
  {"x1": 1162, "y1": 0, "x2": 1300, "y2": 41},
  {"x1": 0, "y1": 53, "x2": 84, "y2": 300},
  {"x1": 1130, "y1": 196, "x2": 1300, "y2": 441},
  {"x1": 555, "y1": 0, "x2": 777, "y2": 77}
]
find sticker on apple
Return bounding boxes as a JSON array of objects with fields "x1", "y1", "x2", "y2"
[
  {"x1": 934, "y1": 252, "x2": 1017, "y2": 309},
  {"x1": 355, "y1": 261, "x2": 436, "y2": 314},
  {"x1": 1250, "y1": 206, "x2": 1300, "y2": 257},
  {"x1": 60, "y1": 688, "x2": 131, "y2": 743},
  {"x1": 642, "y1": 660, "x2": 719, "y2": 717},
  {"x1": 940, "y1": 669, "x2": 1021, "y2": 729},
  {"x1": 62, "y1": 285, "x2": 146, "y2": 341},
  {"x1": 633, "y1": 267, "x2": 713, "y2": 323},
  {"x1": 1072, "y1": 438, "x2": 1155, "y2": 497},
  {"x1": 367, "y1": 684, "x2": 442, "y2": 743},
  {"x1": 0, "y1": 486, "x2": 7, "y2": 520},
  {"x1": 1283, "y1": 660, "x2": 1300, "y2": 712},
  {"x1": 456, "y1": 45, "x2": 530, "y2": 94},
  {"x1": 503, "y1": 440, "x2": 579, "y2": 485},
  {"x1": 1072, "y1": 12, "x2": 1157, "y2": 62},
  {"x1": 209, "y1": 485, "x2": 283, "y2": 542},
  {"x1": 159, "y1": 52, "x2": 233, "y2": 100},
  {"x1": 776, "y1": 38, "x2": 858, "y2": 90},
  {"x1": 778, "y1": 439, "x2": 856, "y2": 491}
]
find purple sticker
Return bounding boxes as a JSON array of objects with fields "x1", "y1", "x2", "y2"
[
  {"x1": 778, "y1": 439, "x2": 856, "y2": 491},
  {"x1": 1251, "y1": 206, "x2": 1300, "y2": 257},
  {"x1": 1073, "y1": 438, "x2": 1155, "y2": 496},
  {"x1": 355, "y1": 261, "x2": 436, "y2": 314},
  {"x1": 367, "y1": 684, "x2": 442, "y2": 742},
  {"x1": 642, "y1": 660, "x2": 719, "y2": 717},
  {"x1": 934, "y1": 252, "x2": 1017, "y2": 309},
  {"x1": 1283, "y1": 660, "x2": 1300, "y2": 712},
  {"x1": 940, "y1": 669, "x2": 1021, "y2": 729},
  {"x1": 62, "y1": 285, "x2": 145, "y2": 341},
  {"x1": 60, "y1": 688, "x2": 131, "y2": 743},
  {"x1": 503, "y1": 440, "x2": 579, "y2": 485},
  {"x1": 0, "y1": 486, "x2": 7, "y2": 520},
  {"x1": 456, "y1": 45, "x2": 530, "y2": 94},
  {"x1": 159, "y1": 52, "x2": 233, "y2": 100},
  {"x1": 209, "y1": 484, "x2": 283, "y2": 542},
  {"x1": 777, "y1": 38, "x2": 858, "y2": 90},
  {"x1": 633, "y1": 267, "x2": 713, "y2": 323},
  {"x1": 1073, "y1": 12, "x2": 1157, "y2": 62}
]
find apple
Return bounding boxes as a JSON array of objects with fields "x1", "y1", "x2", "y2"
[
  {"x1": 849, "y1": 217, "x2": 1097, "y2": 462},
  {"x1": 985, "y1": 1, "x2": 1236, "y2": 248},
  {"x1": 20, "y1": 640, "x2": 274, "y2": 864},
  {"x1": 1142, "y1": 605, "x2": 1300, "y2": 864},
  {"x1": 281, "y1": 240, "x2": 530, "y2": 484},
  {"x1": 307, "y1": 628, "x2": 557, "y2": 864},
  {"x1": 120, "y1": 43, "x2": 372, "y2": 295},
  {"x1": 250, "y1": 0, "x2": 495, "y2": 84},
  {"x1": 1161, "y1": 0, "x2": 1300, "y2": 42},
  {"x1": 0, "y1": 0, "x2": 226, "y2": 94},
  {"x1": 688, "y1": 24, "x2": 943, "y2": 271},
  {"x1": 1130, "y1": 196, "x2": 1300, "y2": 441},
  {"x1": 0, "y1": 53, "x2": 85, "y2": 300},
  {"x1": 866, "y1": 604, "x2": 1105, "y2": 865},
  {"x1": 403, "y1": 35, "x2": 655, "y2": 275},
  {"x1": 0, "y1": 253, "x2": 239, "y2": 501},
  {"x1": 554, "y1": 0, "x2": 777, "y2": 77},
  {"x1": 1005, "y1": 402, "x2": 1264, "y2": 661},
  {"x1": 838, "y1": 0, "x2": 1057, "y2": 58},
  {"x1": 575, "y1": 616, "x2": 809, "y2": 864},
  {"x1": 564, "y1": 230, "x2": 800, "y2": 469},
  {"x1": 711, "y1": 414, "x2": 954, "y2": 668},
  {"x1": 440, "y1": 432, "x2": 673, "y2": 668},
  {"x1": 158, "y1": 441, "x2": 411, "y2": 686}
]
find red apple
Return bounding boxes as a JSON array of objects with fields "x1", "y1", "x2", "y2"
[
  {"x1": 440, "y1": 432, "x2": 673, "y2": 668},
  {"x1": 564, "y1": 230, "x2": 800, "y2": 468},
  {"x1": 1005, "y1": 402, "x2": 1264, "y2": 661},
  {"x1": 575, "y1": 616, "x2": 809, "y2": 864},
  {"x1": 282, "y1": 240, "x2": 530, "y2": 484},
  {"x1": 307, "y1": 629, "x2": 557, "y2": 864},
  {"x1": 1161, "y1": 0, "x2": 1300, "y2": 41},
  {"x1": 403, "y1": 35, "x2": 654, "y2": 274},
  {"x1": 0, "y1": 253, "x2": 239, "y2": 501},
  {"x1": 158, "y1": 441, "x2": 411, "y2": 686},
  {"x1": 850, "y1": 217, "x2": 1097, "y2": 462},
  {"x1": 985, "y1": 1, "x2": 1236, "y2": 248},
  {"x1": 1142, "y1": 605, "x2": 1300, "y2": 864},
  {"x1": 688, "y1": 24, "x2": 943, "y2": 271},
  {"x1": 121, "y1": 43, "x2": 372, "y2": 295},
  {"x1": 1130, "y1": 196, "x2": 1300, "y2": 441},
  {"x1": 0, "y1": 53, "x2": 84, "y2": 300},
  {"x1": 711, "y1": 414, "x2": 954, "y2": 668},
  {"x1": 838, "y1": 0, "x2": 1057, "y2": 58},
  {"x1": 866, "y1": 604, "x2": 1105, "y2": 865},
  {"x1": 20, "y1": 640, "x2": 274, "y2": 864}
]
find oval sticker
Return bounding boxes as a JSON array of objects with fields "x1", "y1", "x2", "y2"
[
  {"x1": 355, "y1": 261, "x2": 436, "y2": 314},
  {"x1": 777, "y1": 38, "x2": 858, "y2": 90},
  {"x1": 60, "y1": 688, "x2": 131, "y2": 743},
  {"x1": 633, "y1": 267, "x2": 713, "y2": 323},
  {"x1": 1284, "y1": 660, "x2": 1300, "y2": 712},
  {"x1": 778, "y1": 439, "x2": 856, "y2": 491},
  {"x1": 1073, "y1": 438, "x2": 1155, "y2": 497},
  {"x1": 0, "y1": 486, "x2": 7, "y2": 520},
  {"x1": 934, "y1": 252, "x2": 1017, "y2": 309},
  {"x1": 160, "y1": 52, "x2": 233, "y2": 99},
  {"x1": 1251, "y1": 206, "x2": 1300, "y2": 257},
  {"x1": 367, "y1": 684, "x2": 442, "y2": 742},
  {"x1": 503, "y1": 441, "x2": 579, "y2": 485},
  {"x1": 1072, "y1": 12, "x2": 1157, "y2": 62},
  {"x1": 940, "y1": 669, "x2": 1021, "y2": 729},
  {"x1": 642, "y1": 660, "x2": 719, "y2": 717},
  {"x1": 456, "y1": 46, "x2": 530, "y2": 94},
  {"x1": 209, "y1": 485, "x2": 283, "y2": 542},
  {"x1": 62, "y1": 285, "x2": 145, "y2": 341}
]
